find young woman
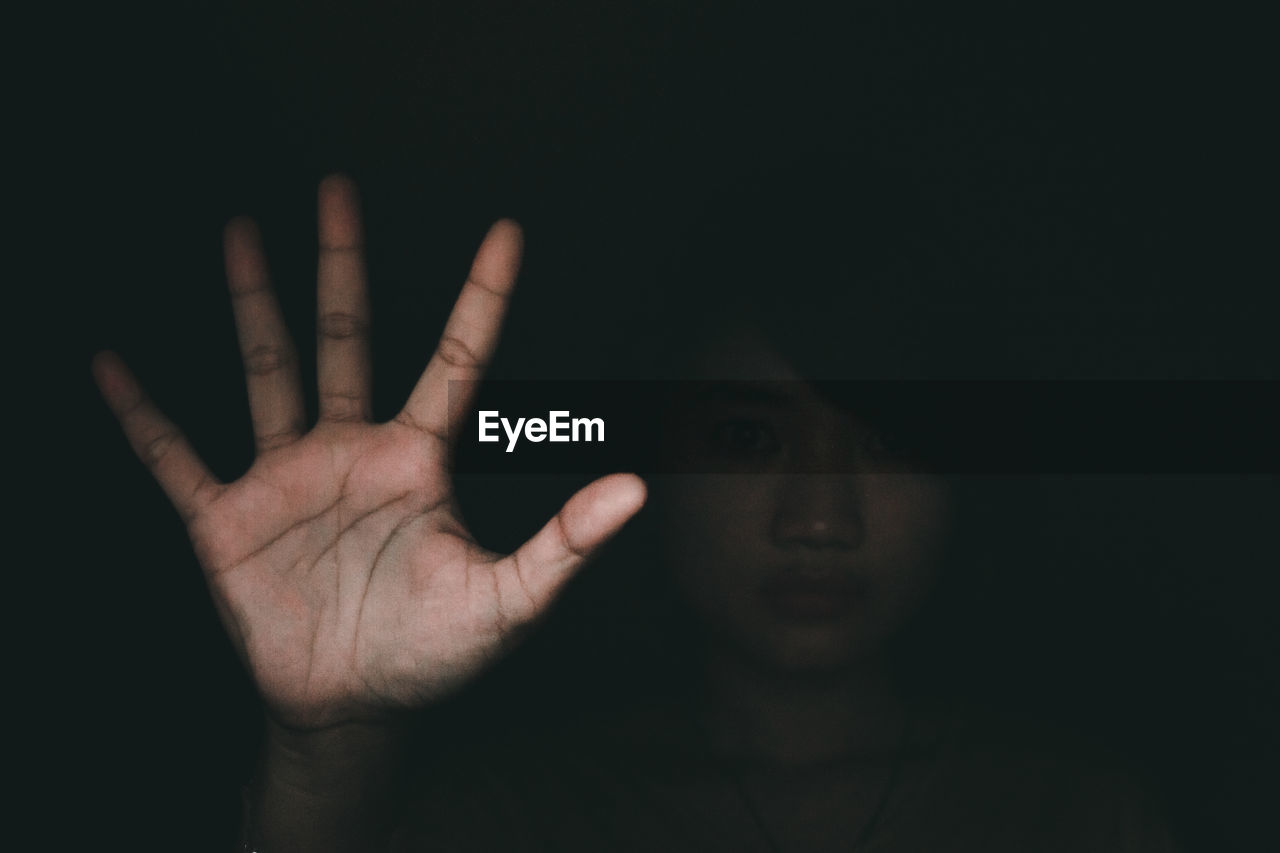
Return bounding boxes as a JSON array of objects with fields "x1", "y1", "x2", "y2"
[{"x1": 94, "y1": 175, "x2": 1181, "y2": 852}]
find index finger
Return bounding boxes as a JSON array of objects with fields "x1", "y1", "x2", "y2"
[{"x1": 396, "y1": 219, "x2": 523, "y2": 444}]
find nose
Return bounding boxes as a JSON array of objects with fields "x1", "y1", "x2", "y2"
[{"x1": 770, "y1": 473, "x2": 864, "y2": 551}]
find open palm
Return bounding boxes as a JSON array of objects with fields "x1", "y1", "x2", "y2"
[{"x1": 94, "y1": 177, "x2": 645, "y2": 732}]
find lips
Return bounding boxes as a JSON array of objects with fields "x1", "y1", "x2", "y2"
[{"x1": 758, "y1": 575, "x2": 868, "y2": 621}]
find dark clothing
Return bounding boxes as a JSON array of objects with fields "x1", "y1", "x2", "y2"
[{"x1": 392, "y1": 701, "x2": 1181, "y2": 852}]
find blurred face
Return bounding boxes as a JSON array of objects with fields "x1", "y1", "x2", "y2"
[{"x1": 655, "y1": 328, "x2": 952, "y2": 674}]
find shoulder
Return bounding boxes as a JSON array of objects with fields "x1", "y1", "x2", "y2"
[{"x1": 885, "y1": 701, "x2": 1184, "y2": 852}]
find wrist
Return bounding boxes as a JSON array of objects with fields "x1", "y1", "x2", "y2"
[
  {"x1": 246, "y1": 716, "x2": 413, "y2": 851},
  {"x1": 265, "y1": 716, "x2": 407, "y2": 771}
]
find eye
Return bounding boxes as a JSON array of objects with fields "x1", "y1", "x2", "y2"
[
  {"x1": 708, "y1": 418, "x2": 782, "y2": 455},
  {"x1": 859, "y1": 421, "x2": 928, "y2": 469}
]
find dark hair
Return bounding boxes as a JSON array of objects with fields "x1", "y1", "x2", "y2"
[{"x1": 608, "y1": 157, "x2": 1015, "y2": 381}]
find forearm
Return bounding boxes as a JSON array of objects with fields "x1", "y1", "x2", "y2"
[{"x1": 245, "y1": 718, "x2": 412, "y2": 853}]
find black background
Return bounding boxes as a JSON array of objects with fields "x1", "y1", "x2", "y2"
[{"x1": 50, "y1": 1, "x2": 1276, "y2": 849}]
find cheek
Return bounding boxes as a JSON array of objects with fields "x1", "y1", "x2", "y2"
[
  {"x1": 656, "y1": 476, "x2": 775, "y2": 601},
  {"x1": 859, "y1": 475, "x2": 952, "y2": 602}
]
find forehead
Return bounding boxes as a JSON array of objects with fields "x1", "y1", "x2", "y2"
[
  {"x1": 683, "y1": 329, "x2": 856, "y2": 423},
  {"x1": 684, "y1": 324, "x2": 806, "y2": 381},
  {"x1": 680, "y1": 325, "x2": 910, "y2": 436}
]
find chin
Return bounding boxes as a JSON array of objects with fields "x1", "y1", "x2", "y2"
[{"x1": 747, "y1": 623, "x2": 885, "y2": 675}]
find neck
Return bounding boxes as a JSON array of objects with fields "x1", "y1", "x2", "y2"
[{"x1": 693, "y1": 641, "x2": 907, "y2": 768}]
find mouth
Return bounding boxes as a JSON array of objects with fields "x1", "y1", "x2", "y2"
[{"x1": 758, "y1": 575, "x2": 868, "y2": 621}]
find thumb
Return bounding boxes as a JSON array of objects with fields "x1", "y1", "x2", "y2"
[{"x1": 499, "y1": 473, "x2": 647, "y2": 610}]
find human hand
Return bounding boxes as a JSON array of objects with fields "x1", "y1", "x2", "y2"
[{"x1": 94, "y1": 176, "x2": 645, "y2": 733}]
